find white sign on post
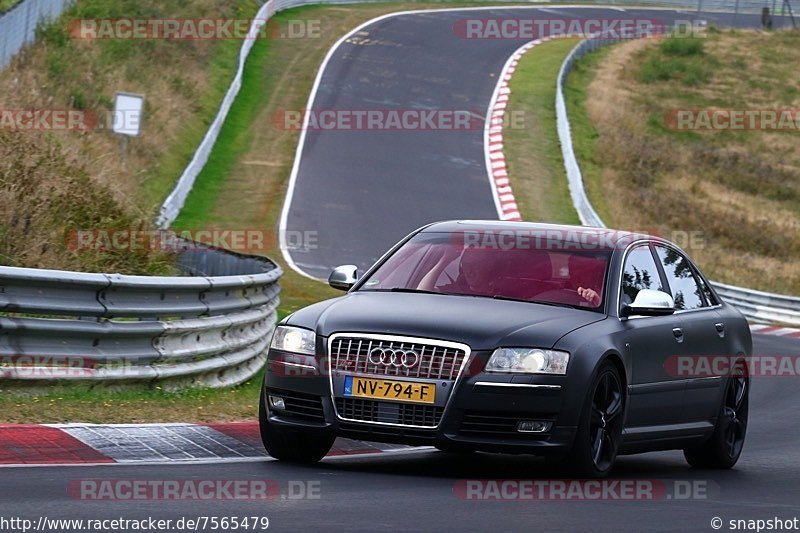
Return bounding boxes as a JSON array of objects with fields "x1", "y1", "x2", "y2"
[{"x1": 112, "y1": 92, "x2": 144, "y2": 136}]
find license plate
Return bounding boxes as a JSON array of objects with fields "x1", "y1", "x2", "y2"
[{"x1": 344, "y1": 375, "x2": 436, "y2": 404}]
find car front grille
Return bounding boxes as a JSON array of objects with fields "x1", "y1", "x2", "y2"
[
  {"x1": 267, "y1": 388, "x2": 325, "y2": 423},
  {"x1": 336, "y1": 398, "x2": 444, "y2": 427},
  {"x1": 329, "y1": 335, "x2": 468, "y2": 381}
]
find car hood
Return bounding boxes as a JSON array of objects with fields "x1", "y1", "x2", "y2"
[{"x1": 285, "y1": 291, "x2": 605, "y2": 351}]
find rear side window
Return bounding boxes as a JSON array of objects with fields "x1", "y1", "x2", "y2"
[
  {"x1": 621, "y1": 245, "x2": 663, "y2": 306},
  {"x1": 654, "y1": 246, "x2": 705, "y2": 310},
  {"x1": 696, "y1": 275, "x2": 718, "y2": 306}
]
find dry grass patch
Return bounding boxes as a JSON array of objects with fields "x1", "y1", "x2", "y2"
[
  {"x1": 572, "y1": 29, "x2": 800, "y2": 294},
  {"x1": 0, "y1": 0, "x2": 249, "y2": 273}
]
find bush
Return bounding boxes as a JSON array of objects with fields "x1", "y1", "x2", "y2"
[
  {"x1": 660, "y1": 36, "x2": 705, "y2": 56},
  {"x1": 0, "y1": 131, "x2": 176, "y2": 275},
  {"x1": 639, "y1": 36, "x2": 709, "y2": 85}
]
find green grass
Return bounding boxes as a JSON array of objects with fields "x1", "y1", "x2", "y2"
[
  {"x1": 561, "y1": 45, "x2": 615, "y2": 225},
  {"x1": 0, "y1": 0, "x2": 20, "y2": 13},
  {"x1": 172, "y1": 9, "x2": 279, "y2": 229},
  {"x1": 137, "y1": 32, "x2": 249, "y2": 213},
  {"x1": 503, "y1": 38, "x2": 580, "y2": 224},
  {"x1": 0, "y1": 368, "x2": 267, "y2": 424},
  {"x1": 638, "y1": 36, "x2": 714, "y2": 87}
]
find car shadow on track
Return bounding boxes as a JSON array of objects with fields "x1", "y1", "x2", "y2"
[{"x1": 265, "y1": 449, "x2": 751, "y2": 484}]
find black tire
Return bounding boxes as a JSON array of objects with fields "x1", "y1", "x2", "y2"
[
  {"x1": 258, "y1": 398, "x2": 335, "y2": 463},
  {"x1": 566, "y1": 361, "x2": 625, "y2": 478},
  {"x1": 684, "y1": 364, "x2": 749, "y2": 469}
]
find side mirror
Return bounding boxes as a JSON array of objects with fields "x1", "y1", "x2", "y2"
[
  {"x1": 329, "y1": 265, "x2": 359, "y2": 291},
  {"x1": 622, "y1": 289, "x2": 675, "y2": 317}
]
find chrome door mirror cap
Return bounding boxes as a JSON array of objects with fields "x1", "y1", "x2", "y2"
[
  {"x1": 329, "y1": 265, "x2": 359, "y2": 291},
  {"x1": 623, "y1": 289, "x2": 676, "y2": 317}
]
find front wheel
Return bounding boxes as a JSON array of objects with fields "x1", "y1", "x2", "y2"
[
  {"x1": 259, "y1": 398, "x2": 335, "y2": 463},
  {"x1": 684, "y1": 367, "x2": 749, "y2": 469},
  {"x1": 566, "y1": 361, "x2": 625, "y2": 478}
]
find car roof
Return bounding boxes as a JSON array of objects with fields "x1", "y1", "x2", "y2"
[{"x1": 420, "y1": 220, "x2": 661, "y2": 250}]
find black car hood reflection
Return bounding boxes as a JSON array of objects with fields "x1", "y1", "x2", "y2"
[{"x1": 285, "y1": 291, "x2": 606, "y2": 351}]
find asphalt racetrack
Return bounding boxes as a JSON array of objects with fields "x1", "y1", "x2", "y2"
[
  {"x1": 3, "y1": 333, "x2": 799, "y2": 532},
  {"x1": 281, "y1": 6, "x2": 762, "y2": 278}
]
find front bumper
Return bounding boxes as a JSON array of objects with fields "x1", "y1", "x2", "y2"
[{"x1": 263, "y1": 351, "x2": 578, "y2": 455}]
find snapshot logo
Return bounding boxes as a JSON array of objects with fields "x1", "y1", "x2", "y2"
[
  {"x1": 454, "y1": 479, "x2": 715, "y2": 500},
  {"x1": 270, "y1": 108, "x2": 525, "y2": 132},
  {"x1": 665, "y1": 356, "x2": 800, "y2": 378},
  {"x1": 68, "y1": 479, "x2": 321, "y2": 501},
  {"x1": 65, "y1": 229, "x2": 318, "y2": 253},
  {"x1": 665, "y1": 109, "x2": 800, "y2": 131},
  {"x1": 453, "y1": 17, "x2": 668, "y2": 40},
  {"x1": 68, "y1": 18, "x2": 321, "y2": 40}
]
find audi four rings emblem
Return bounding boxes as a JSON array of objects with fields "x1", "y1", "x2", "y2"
[{"x1": 369, "y1": 347, "x2": 420, "y2": 368}]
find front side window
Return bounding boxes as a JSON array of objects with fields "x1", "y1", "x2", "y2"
[
  {"x1": 359, "y1": 232, "x2": 611, "y2": 310},
  {"x1": 654, "y1": 245, "x2": 705, "y2": 310},
  {"x1": 620, "y1": 245, "x2": 663, "y2": 307}
]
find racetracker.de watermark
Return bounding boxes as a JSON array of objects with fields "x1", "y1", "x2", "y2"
[
  {"x1": 0, "y1": 356, "x2": 96, "y2": 379},
  {"x1": 452, "y1": 17, "x2": 673, "y2": 39},
  {"x1": 447, "y1": 228, "x2": 706, "y2": 251},
  {"x1": 665, "y1": 356, "x2": 800, "y2": 378},
  {"x1": 65, "y1": 229, "x2": 318, "y2": 253},
  {"x1": 0, "y1": 109, "x2": 94, "y2": 131},
  {"x1": 454, "y1": 479, "x2": 716, "y2": 500},
  {"x1": 68, "y1": 18, "x2": 321, "y2": 40},
  {"x1": 665, "y1": 109, "x2": 800, "y2": 131},
  {"x1": 68, "y1": 479, "x2": 321, "y2": 501},
  {"x1": 270, "y1": 109, "x2": 526, "y2": 131},
  {"x1": 0, "y1": 108, "x2": 145, "y2": 133}
]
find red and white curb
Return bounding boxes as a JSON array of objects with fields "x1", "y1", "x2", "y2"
[
  {"x1": 749, "y1": 324, "x2": 800, "y2": 339},
  {"x1": 484, "y1": 36, "x2": 557, "y2": 222},
  {"x1": 0, "y1": 422, "x2": 410, "y2": 466}
]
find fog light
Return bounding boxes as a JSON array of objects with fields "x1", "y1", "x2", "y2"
[
  {"x1": 516, "y1": 420, "x2": 552, "y2": 433},
  {"x1": 268, "y1": 395, "x2": 285, "y2": 410}
]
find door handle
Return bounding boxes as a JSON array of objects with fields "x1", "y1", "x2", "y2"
[
  {"x1": 672, "y1": 327, "x2": 684, "y2": 342},
  {"x1": 715, "y1": 322, "x2": 725, "y2": 337}
]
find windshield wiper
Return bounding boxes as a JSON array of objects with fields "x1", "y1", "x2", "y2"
[
  {"x1": 365, "y1": 288, "x2": 479, "y2": 297},
  {"x1": 364, "y1": 288, "x2": 441, "y2": 295},
  {"x1": 490, "y1": 295, "x2": 577, "y2": 309}
]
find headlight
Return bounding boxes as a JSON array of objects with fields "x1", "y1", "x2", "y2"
[
  {"x1": 270, "y1": 326, "x2": 316, "y2": 355},
  {"x1": 485, "y1": 348, "x2": 569, "y2": 375}
]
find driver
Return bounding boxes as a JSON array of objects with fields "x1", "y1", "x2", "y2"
[
  {"x1": 419, "y1": 246, "x2": 498, "y2": 294},
  {"x1": 577, "y1": 286, "x2": 601, "y2": 307}
]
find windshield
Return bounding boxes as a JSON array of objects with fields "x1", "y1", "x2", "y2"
[{"x1": 359, "y1": 232, "x2": 610, "y2": 310}]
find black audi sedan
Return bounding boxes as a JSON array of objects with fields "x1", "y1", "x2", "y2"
[{"x1": 260, "y1": 221, "x2": 751, "y2": 477}]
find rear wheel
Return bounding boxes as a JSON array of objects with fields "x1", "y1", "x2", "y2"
[
  {"x1": 684, "y1": 365, "x2": 748, "y2": 469},
  {"x1": 258, "y1": 397, "x2": 334, "y2": 463},
  {"x1": 567, "y1": 362, "x2": 625, "y2": 478}
]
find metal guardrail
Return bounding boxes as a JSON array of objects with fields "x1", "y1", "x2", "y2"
[
  {"x1": 0, "y1": 0, "x2": 71, "y2": 70},
  {"x1": 556, "y1": 34, "x2": 800, "y2": 326},
  {"x1": 0, "y1": 247, "x2": 282, "y2": 389}
]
